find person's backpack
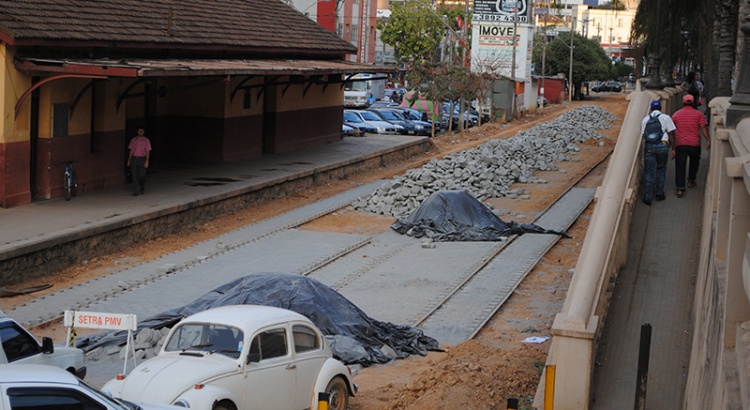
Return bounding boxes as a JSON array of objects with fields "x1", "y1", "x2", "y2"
[{"x1": 643, "y1": 113, "x2": 663, "y2": 144}]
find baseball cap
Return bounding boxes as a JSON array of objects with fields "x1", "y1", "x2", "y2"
[
  {"x1": 683, "y1": 94, "x2": 695, "y2": 104},
  {"x1": 650, "y1": 100, "x2": 661, "y2": 110}
]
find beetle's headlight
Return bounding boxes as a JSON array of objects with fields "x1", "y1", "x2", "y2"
[
  {"x1": 394, "y1": 124, "x2": 404, "y2": 130},
  {"x1": 173, "y1": 399, "x2": 191, "y2": 407}
]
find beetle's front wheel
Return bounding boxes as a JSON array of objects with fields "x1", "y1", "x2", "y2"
[{"x1": 325, "y1": 376, "x2": 349, "y2": 410}]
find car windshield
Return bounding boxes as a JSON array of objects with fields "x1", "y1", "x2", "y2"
[
  {"x1": 164, "y1": 323, "x2": 244, "y2": 358},
  {"x1": 359, "y1": 111, "x2": 382, "y2": 121},
  {"x1": 376, "y1": 110, "x2": 400, "y2": 120},
  {"x1": 80, "y1": 380, "x2": 133, "y2": 410},
  {"x1": 343, "y1": 112, "x2": 363, "y2": 123},
  {"x1": 401, "y1": 111, "x2": 420, "y2": 120},
  {"x1": 344, "y1": 80, "x2": 367, "y2": 92}
]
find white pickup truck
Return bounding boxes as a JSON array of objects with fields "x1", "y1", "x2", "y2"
[{"x1": 0, "y1": 311, "x2": 86, "y2": 378}]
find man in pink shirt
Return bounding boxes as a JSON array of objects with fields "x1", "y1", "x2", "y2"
[
  {"x1": 671, "y1": 94, "x2": 710, "y2": 198},
  {"x1": 127, "y1": 126, "x2": 152, "y2": 197}
]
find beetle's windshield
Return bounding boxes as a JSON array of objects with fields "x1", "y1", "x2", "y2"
[{"x1": 165, "y1": 323, "x2": 244, "y2": 357}]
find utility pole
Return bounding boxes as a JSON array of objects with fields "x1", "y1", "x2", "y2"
[
  {"x1": 569, "y1": 17, "x2": 575, "y2": 102},
  {"x1": 582, "y1": 17, "x2": 590, "y2": 38},
  {"x1": 608, "y1": 27, "x2": 613, "y2": 58},
  {"x1": 541, "y1": 8, "x2": 548, "y2": 114},
  {"x1": 458, "y1": 0, "x2": 469, "y2": 131},
  {"x1": 511, "y1": 1, "x2": 518, "y2": 119}
]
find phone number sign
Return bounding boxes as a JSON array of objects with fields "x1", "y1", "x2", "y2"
[{"x1": 474, "y1": 0, "x2": 530, "y2": 23}]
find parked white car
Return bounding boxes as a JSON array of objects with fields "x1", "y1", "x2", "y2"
[
  {"x1": 345, "y1": 109, "x2": 399, "y2": 134},
  {"x1": 0, "y1": 311, "x2": 85, "y2": 378},
  {"x1": 0, "y1": 364, "x2": 180, "y2": 410},
  {"x1": 103, "y1": 305, "x2": 357, "y2": 410}
]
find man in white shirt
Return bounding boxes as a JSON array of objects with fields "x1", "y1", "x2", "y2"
[{"x1": 640, "y1": 100, "x2": 676, "y2": 205}]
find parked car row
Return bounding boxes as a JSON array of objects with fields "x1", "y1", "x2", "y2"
[
  {"x1": 0, "y1": 305, "x2": 356, "y2": 410},
  {"x1": 344, "y1": 107, "x2": 437, "y2": 137}
]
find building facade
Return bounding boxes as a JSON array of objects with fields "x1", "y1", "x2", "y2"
[
  {"x1": 289, "y1": 0, "x2": 379, "y2": 64},
  {"x1": 0, "y1": 0, "x2": 389, "y2": 208}
]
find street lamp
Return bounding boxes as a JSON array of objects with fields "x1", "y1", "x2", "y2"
[
  {"x1": 645, "y1": 0, "x2": 665, "y2": 89},
  {"x1": 664, "y1": 11, "x2": 676, "y2": 87},
  {"x1": 680, "y1": 17, "x2": 689, "y2": 79}
]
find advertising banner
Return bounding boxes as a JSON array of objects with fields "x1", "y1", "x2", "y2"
[
  {"x1": 473, "y1": 0, "x2": 532, "y2": 23},
  {"x1": 471, "y1": 23, "x2": 533, "y2": 81}
]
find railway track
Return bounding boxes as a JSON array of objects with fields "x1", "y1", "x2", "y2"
[
  {"x1": 303, "y1": 152, "x2": 608, "y2": 345},
  {"x1": 12, "y1": 147, "x2": 609, "y2": 348}
]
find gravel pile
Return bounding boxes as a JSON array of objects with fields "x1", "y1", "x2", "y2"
[
  {"x1": 85, "y1": 327, "x2": 170, "y2": 363},
  {"x1": 352, "y1": 105, "x2": 617, "y2": 217}
]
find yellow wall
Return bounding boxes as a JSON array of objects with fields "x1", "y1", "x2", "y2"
[
  {"x1": 224, "y1": 76, "x2": 264, "y2": 118},
  {"x1": 94, "y1": 79, "x2": 127, "y2": 132},
  {"x1": 158, "y1": 78, "x2": 225, "y2": 117},
  {"x1": 1, "y1": 44, "x2": 31, "y2": 144},
  {"x1": 36, "y1": 78, "x2": 94, "y2": 139},
  {"x1": 271, "y1": 76, "x2": 345, "y2": 112}
]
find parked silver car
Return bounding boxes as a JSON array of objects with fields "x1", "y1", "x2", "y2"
[
  {"x1": 345, "y1": 110, "x2": 399, "y2": 134},
  {"x1": 0, "y1": 364, "x2": 180, "y2": 410}
]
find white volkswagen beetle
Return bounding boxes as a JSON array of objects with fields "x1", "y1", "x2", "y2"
[{"x1": 103, "y1": 305, "x2": 357, "y2": 410}]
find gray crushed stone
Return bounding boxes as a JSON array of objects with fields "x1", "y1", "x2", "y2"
[{"x1": 351, "y1": 105, "x2": 618, "y2": 217}]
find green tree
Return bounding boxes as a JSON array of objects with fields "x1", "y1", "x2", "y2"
[
  {"x1": 631, "y1": 0, "x2": 737, "y2": 97},
  {"x1": 612, "y1": 61, "x2": 635, "y2": 78},
  {"x1": 378, "y1": 2, "x2": 446, "y2": 65},
  {"x1": 536, "y1": 32, "x2": 611, "y2": 99}
]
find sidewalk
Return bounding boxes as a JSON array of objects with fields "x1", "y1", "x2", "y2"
[
  {"x1": 590, "y1": 152, "x2": 706, "y2": 409},
  {"x1": 0, "y1": 135, "x2": 430, "y2": 282}
]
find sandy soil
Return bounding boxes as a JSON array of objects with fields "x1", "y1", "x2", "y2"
[{"x1": 1, "y1": 93, "x2": 629, "y2": 410}]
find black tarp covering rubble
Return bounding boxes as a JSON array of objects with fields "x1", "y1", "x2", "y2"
[
  {"x1": 391, "y1": 190, "x2": 570, "y2": 241},
  {"x1": 77, "y1": 272, "x2": 441, "y2": 366}
]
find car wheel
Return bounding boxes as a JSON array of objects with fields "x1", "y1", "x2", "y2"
[
  {"x1": 325, "y1": 377, "x2": 349, "y2": 410},
  {"x1": 212, "y1": 401, "x2": 236, "y2": 410}
]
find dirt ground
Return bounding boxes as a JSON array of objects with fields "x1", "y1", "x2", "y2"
[{"x1": 2, "y1": 93, "x2": 629, "y2": 410}]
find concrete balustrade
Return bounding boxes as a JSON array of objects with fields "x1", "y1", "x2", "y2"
[
  {"x1": 534, "y1": 89, "x2": 683, "y2": 409},
  {"x1": 683, "y1": 97, "x2": 750, "y2": 409}
]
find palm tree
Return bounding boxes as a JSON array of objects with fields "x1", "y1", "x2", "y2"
[{"x1": 631, "y1": 0, "x2": 738, "y2": 97}]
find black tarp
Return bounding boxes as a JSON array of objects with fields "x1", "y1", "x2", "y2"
[
  {"x1": 77, "y1": 272, "x2": 441, "y2": 366},
  {"x1": 391, "y1": 190, "x2": 570, "y2": 241}
]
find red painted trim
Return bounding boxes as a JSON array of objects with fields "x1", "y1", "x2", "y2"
[
  {"x1": 15, "y1": 60, "x2": 137, "y2": 77},
  {"x1": 0, "y1": 31, "x2": 14, "y2": 45},
  {"x1": 15, "y1": 74, "x2": 107, "y2": 119}
]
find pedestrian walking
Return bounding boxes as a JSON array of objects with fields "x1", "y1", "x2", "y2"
[
  {"x1": 671, "y1": 94, "x2": 710, "y2": 198},
  {"x1": 640, "y1": 100, "x2": 676, "y2": 205},
  {"x1": 127, "y1": 126, "x2": 152, "y2": 197},
  {"x1": 680, "y1": 71, "x2": 703, "y2": 109}
]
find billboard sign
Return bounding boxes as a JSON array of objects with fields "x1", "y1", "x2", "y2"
[
  {"x1": 473, "y1": 0, "x2": 531, "y2": 23},
  {"x1": 471, "y1": 23, "x2": 533, "y2": 82}
]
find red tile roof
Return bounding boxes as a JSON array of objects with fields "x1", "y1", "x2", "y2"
[{"x1": 0, "y1": 0, "x2": 357, "y2": 56}]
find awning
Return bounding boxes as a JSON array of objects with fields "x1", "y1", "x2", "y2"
[
  {"x1": 14, "y1": 57, "x2": 399, "y2": 117},
  {"x1": 15, "y1": 57, "x2": 397, "y2": 78}
]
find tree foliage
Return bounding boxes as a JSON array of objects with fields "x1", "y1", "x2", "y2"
[
  {"x1": 532, "y1": 32, "x2": 611, "y2": 99},
  {"x1": 378, "y1": 2, "x2": 446, "y2": 65},
  {"x1": 631, "y1": 0, "x2": 738, "y2": 97}
]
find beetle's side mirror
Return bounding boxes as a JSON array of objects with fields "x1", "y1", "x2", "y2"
[
  {"x1": 246, "y1": 352, "x2": 260, "y2": 364},
  {"x1": 41, "y1": 337, "x2": 54, "y2": 354}
]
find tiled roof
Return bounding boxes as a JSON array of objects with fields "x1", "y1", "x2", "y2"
[{"x1": 0, "y1": 0, "x2": 356, "y2": 55}]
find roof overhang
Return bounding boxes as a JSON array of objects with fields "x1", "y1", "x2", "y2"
[{"x1": 15, "y1": 57, "x2": 396, "y2": 78}]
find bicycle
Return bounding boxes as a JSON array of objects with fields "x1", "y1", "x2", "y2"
[{"x1": 62, "y1": 161, "x2": 78, "y2": 201}]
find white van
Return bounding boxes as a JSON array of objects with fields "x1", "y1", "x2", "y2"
[{"x1": 0, "y1": 311, "x2": 85, "y2": 378}]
